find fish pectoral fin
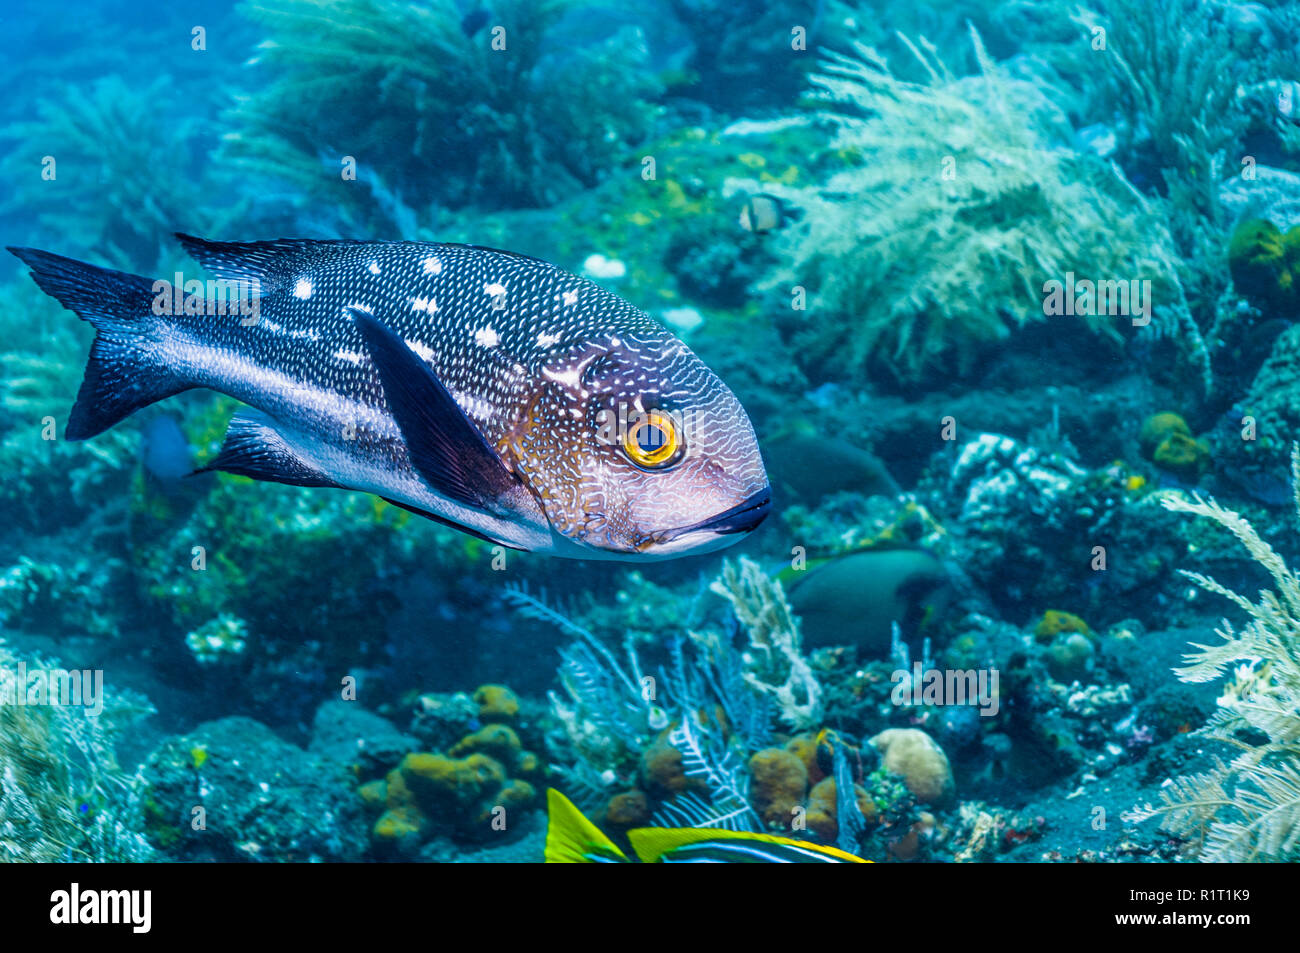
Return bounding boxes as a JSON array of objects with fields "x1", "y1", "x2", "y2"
[
  {"x1": 194, "y1": 410, "x2": 342, "y2": 489},
  {"x1": 350, "y1": 307, "x2": 519, "y2": 514}
]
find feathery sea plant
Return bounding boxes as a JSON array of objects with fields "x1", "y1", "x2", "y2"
[
  {"x1": 504, "y1": 582, "x2": 656, "y2": 799},
  {"x1": 1072, "y1": 0, "x2": 1249, "y2": 227},
  {"x1": 768, "y1": 26, "x2": 1192, "y2": 385},
  {"x1": 510, "y1": 564, "x2": 818, "y2": 831},
  {"x1": 664, "y1": 715, "x2": 760, "y2": 831},
  {"x1": 1, "y1": 76, "x2": 224, "y2": 271},
  {"x1": 0, "y1": 638, "x2": 155, "y2": 861},
  {"x1": 1071, "y1": 0, "x2": 1250, "y2": 389},
  {"x1": 1123, "y1": 449, "x2": 1300, "y2": 861},
  {"x1": 226, "y1": 0, "x2": 657, "y2": 231},
  {"x1": 710, "y1": 557, "x2": 822, "y2": 729}
]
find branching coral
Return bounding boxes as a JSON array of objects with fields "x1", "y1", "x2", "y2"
[
  {"x1": 665, "y1": 0, "x2": 815, "y2": 111},
  {"x1": 1124, "y1": 450, "x2": 1300, "y2": 861},
  {"x1": 1071, "y1": 0, "x2": 1252, "y2": 387},
  {"x1": 711, "y1": 558, "x2": 823, "y2": 730},
  {"x1": 0, "y1": 639, "x2": 155, "y2": 861},
  {"x1": 1, "y1": 76, "x2": 223, "y2": 271},
  {"x1": 1072, "y1": 0, "x2": 1248, "y2": 226},
  {"x1": 769, "y1": 26, "x2": 1191, "y2": 386},
  {"x1": 226, "y1": 0, "x2": 657, "y2": 231}
]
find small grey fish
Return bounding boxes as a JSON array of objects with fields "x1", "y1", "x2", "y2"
[
  {"x1": 738, "y1": 193, "x2": 788, "y2": 233},
  {"x1": 9, "y1": 235, "x2": 770, "y2": 559},
  {"x1": 141, "y1": 413, "x2": 193, "y2": 483}
]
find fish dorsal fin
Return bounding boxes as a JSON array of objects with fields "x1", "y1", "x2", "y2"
[
  {"x1": 350, "y1": 308, "x2": 520, "y2": 514},
  {"x1": 544, "y1": 789, "x2": 628, "y2": 863},
  {"x1": 175, "y1": 234, "x2": 368, "y2": 294},
  {"x1": 175, "y1": 235, "x2": 553, "y2": 294},
  {"x1": 626, "y1": 826, "x2": 869, "y2": 863}
]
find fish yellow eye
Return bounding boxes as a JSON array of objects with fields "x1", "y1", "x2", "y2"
[{"x1": 623, "y1": 411, "x2": 682, "y2": 468}]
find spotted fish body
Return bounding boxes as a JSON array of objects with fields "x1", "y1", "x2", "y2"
[{"x1": 9, "y1": 236, "x2": 770, "y2": 559}]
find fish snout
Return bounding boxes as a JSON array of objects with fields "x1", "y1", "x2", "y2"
[{"x1": 684, "y1": 485, "x2": 771, "y2": 536}]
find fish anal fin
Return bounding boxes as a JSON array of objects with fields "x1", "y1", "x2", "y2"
[
  {"x1": 196, "y1": 411, "x2": 341, "y2": 489},
  {"x1": 351, "y1": 308, "x2": 519, "y2": 514}
]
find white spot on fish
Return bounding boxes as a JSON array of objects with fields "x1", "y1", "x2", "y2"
[
  {"x1": 368, "y1": 261, "x2": 381, "y2": 275},
  {"x1": 561, "y1": 290, "x2": 578, "y2": 307},
  {"x1": 405, "y1": 339, "x2": 435, "y2": 363},
  {"x1": 412, "y1": 295, "x2": 438, "y2": 313},
  {"x1": 422, "y1": 256, "x2": 443, "y2": 276},
  {"x1": 334, "y1": 348, "x2": 366, "y2": 365},
  {"x1": 475, "y1": 327, "x2": 499, "y2": 347},
  {"x1": 454, "y1": 391, "x2": 494, "y2": 422},
  {"x1": 484, "y1": 282, "x2": 506, "y2": 298},
  {"x1": 537, "y1": 331, "x2": 560, "y2": 348},
  {"x1": 543, "y1": 364, "x2": 585, "y2": 395},
  {"x1": 292, "y1": 278, "x2": 313, "y2": 299}
]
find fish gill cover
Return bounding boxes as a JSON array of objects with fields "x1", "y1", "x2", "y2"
[{"x1": 0, "y1": 0, "x2": 1299, "y2": 886}]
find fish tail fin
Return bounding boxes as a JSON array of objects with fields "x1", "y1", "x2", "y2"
[
  {"x1": 8, "y1": 247, "x2": 189, "y2": 440},
  {"x1": 544, "y1": 789, "x2": 629, "y2": 863}
]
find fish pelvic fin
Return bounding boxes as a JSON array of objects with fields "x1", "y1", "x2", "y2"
[
  {"x1": 378, "y1": 497, "x2": 525, "y2": 550},
  {"x1": 194, "y1": 410, "x2": 343, "y2": 488},
  {"x1": 544, "y1": 789, "x2": 629, "y2": 863},
  {"x1": 350, "y1": 307, "x2": 521, "y2": 514},
  {"x1": 8, "y1": 247, "x2": 189, "y2": 440}
]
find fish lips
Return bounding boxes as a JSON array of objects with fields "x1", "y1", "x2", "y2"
[{"x1": 671, "y1": 486, "x2": 772, "y2": 539}]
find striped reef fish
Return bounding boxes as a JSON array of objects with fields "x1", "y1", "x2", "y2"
[{"x1": 544, "y1": 789, "x2": 868, "y2": 863}]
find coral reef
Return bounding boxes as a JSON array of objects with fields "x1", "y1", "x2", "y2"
[
  {"x1": 5, "y1": 0, "x2": 1297, "y2": 872},
  {"x1": 869, "y1": 728, "x2": 956, "y2": 809},
  {"x1": 367, "y1": 684, "x2": 543, "y2": 854},
  {"x1": 143, "y1": 715, "x2": 368, "y2": 861}
]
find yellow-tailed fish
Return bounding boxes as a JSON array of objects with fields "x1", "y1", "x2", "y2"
[{"x1": 544, "y1": 789, "x2": 869, "y2": 863}]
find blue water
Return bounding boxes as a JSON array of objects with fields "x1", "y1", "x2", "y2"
[{"x1": 1, "y1": 0, "x2": 1298, "y2": 865}]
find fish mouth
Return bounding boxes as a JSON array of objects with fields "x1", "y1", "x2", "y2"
[{"x1": 670, "y1": 486, "x2": 772, "y2": 539}]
